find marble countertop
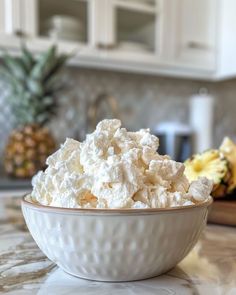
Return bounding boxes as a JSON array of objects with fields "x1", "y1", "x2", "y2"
[{"x1": 1, "y1": 197, "x2": 236, "y2": 295}]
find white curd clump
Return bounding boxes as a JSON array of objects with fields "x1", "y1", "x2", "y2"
[{"x1": 31, "y1": 119, "x2": 212, "y2": 209}]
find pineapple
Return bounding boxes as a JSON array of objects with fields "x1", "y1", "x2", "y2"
[
  {"x1": 184, "y1": 149, "x2": 231, "y2": 198},
  {"x1": 4, "y1": 125, "x2": 55, "y2": 178},
  {"x1": 1, "y1": 45, "x2": 69, "y2": 178},
  {"x1": 220, "y1": 137, "x2": 236, "y2": 193}
]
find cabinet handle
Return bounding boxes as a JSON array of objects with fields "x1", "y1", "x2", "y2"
[
  {"x1": 187, "y1": 41, "x2": 209, "y2": 50},
  {"x1": 14, "y1": 30, "x2": 26, "y2": 38},
  {"x1": 97, "y1": 43, "x2": 116, "y2": 50}
]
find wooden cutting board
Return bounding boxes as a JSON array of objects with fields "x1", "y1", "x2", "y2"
[{"x1": 208, "y1": 196, "x2": 236, "y2": 226}]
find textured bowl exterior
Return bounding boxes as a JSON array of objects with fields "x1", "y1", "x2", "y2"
[{"x1": 21, "y1": 199, "x2": 211, "y2": 282}]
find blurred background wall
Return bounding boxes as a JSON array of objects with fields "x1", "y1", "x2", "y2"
[{"x1": 1, "y1": 67, "x2": 235, "y2": 157}]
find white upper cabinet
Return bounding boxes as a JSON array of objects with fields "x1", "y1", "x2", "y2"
[
  {"x1": 0, "y1": 0, "x2": 25, "y2": 48},
  {"x1": 173, "y1": 0, "x2": 217, "y2": 69},
  {"x1": 1, "y1": 0, "x2": 236, "y2": 80},
  {"x1": 0, "y1": 0, "x2": 21, "y2": 35},
  {"x1": 0, "y1": 1, "x2": 4, "y2": 34},
  {"x1": 21, "y1": 0, "x2": 91, "y2": 54},
  {"x1": 106, "y1": 0, "x2": 158, "y2": 55}
]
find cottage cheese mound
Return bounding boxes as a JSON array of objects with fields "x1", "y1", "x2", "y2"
[{"x1": 31, "y1": 119, "x2": 213, "y2": 209}]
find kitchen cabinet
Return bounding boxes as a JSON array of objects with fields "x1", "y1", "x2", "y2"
[
  {"x1": 0, "y1": 1, "x2": 6, "y2": 34},
  {"x1": 167, "y1": 0, "x2": 236, "y2": 80},
  {"x1": 0, "y1": 0, "x2": 236, "y2": 80},
  {"x1": 103, "y1": 1, "x2": 157, "y2": 54},
  {"x1": 173, "y1": 0, "x2": 217, "y2": 70},
  {"x1": 0, "y1": 0, "x2": 24, "y2": 48},
  {"x1": 21, "y1": 0, "x2": 91, "y2": 55},
  {"x1": 0, "y1": 0, "x2": 21, "y2": 36}
]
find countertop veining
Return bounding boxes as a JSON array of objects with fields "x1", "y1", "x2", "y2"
[{"x1": 0, "y1": 197, "x2": 236, "y2": 294}]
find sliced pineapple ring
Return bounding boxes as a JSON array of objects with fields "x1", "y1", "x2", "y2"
[{"x1": 184, "y1": 149, "x2": 231, "y2": 198}]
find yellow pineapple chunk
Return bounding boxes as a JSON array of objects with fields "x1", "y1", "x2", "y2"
[
  {"x1": 220, "y1": 137, "x2": 236, "y2": 193},
  {"x1": 184, "y1": 150, "x2": 230, "y2": 198}
]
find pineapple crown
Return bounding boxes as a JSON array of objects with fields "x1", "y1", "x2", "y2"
[{"x1": 0, "y1": 45, "x2": 70, "y2": 126}]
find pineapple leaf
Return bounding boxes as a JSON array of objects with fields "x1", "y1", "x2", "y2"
[
  {"x1": 30, "y1": 45, "x2": 57, "y2": 80},
  {"x1": 26, "y1": 79, "x2": 43, "y2": 96},
  {"x1": 42, "y1": 96, "x2": 54, "y2": 106},
  {"x1": 44, "y1": 70, "x2": 64, "y2": 91},
  {"x1": 43, "y1": 54, "x2": 69, "y2": 81},
  {"x1": 1, "y1": 70, "x2": 24, "y2": 94},
  {"x1": 35, "y1": 113, "x2": 50, "y2": 125},
  {"x1": 1, "y1": 44, "x2": 70, "y2": 126},
  {"x1": 2, "y1": 53, "x2": 27, "y2": 80},
  {"x1": 21, "y1": 45, "x2": 35, "y2": 71}
]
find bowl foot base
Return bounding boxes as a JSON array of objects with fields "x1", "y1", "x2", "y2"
[{"x1": 61, "y1": 267, "x2": 174, "y2": 283}]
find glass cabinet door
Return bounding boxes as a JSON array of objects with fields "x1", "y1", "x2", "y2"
[
  {"x1": 111, "y1": 0, "x2": 158, "y2": 55},
  {"x1": 24, "y1": 0, "x2": 89, "y2": 45},
  {"x1": 19, "y1": 0, "x2": 160, "y2": 57}
]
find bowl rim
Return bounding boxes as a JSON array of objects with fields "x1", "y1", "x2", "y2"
[{"x1": 22, "y1": 195, "x2": 213, "y2": 215}]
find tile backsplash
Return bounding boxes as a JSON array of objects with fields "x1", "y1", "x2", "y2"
[{"x1": 1, "y1": 66, "x2": 236, "y2": 157}]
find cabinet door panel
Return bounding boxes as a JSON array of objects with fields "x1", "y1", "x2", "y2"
[
  {"x1": 90, "y1": 0, "x2": 114, "y2": 48},
  {"x1": 22, "y1": 0, "x2": 37, "y2": 36},
  {"x1": 23, "y1": 0, "x2": 89, "y2": 45},
  {"x1": 0, "y1": 0, "x2": 5, "y2": 33},
  {"x1": 0, "y1": 0, "x2": 22, "y2": 35},
  {"x1": 175, "y1": 0, "x2": 217, "y2": 68}
]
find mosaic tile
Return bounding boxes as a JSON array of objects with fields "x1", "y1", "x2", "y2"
[{"x1": 0, "y1": 68, "x2": 236, "y2": 158}]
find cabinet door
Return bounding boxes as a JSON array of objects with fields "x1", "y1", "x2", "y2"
[
  {"x1": 174, "y1": 0, "x2": 217, "y2": 69},
  {"x1": 0, "y1": 0, "x2": 22, "y2": 36},
  {"x1": 22, "y1": 0, "x2": 91, "y2": 53},
  {"x1": 102, "y1": 0, "x2": 159, "y2": 64},
  {"x1": 90, "y1": 0, "x2": 114, "y2": 49},
  {"x1": 0, "y1": 0, "x2": 25, "y2": 48},
  {"x1": 0, "y1": 0, "x2": 5, "y2": 34}
]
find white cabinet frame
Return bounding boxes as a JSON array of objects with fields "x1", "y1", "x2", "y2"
[{"x1": 0, "y1": 0, "x2": 236, "y2": 81}]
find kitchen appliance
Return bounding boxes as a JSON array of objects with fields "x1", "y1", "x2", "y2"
[
  {"x1": 189, "y1": 89, "x2": 214, "y2": 153},
  {"x1": 153, "y1": 122, "x2": 193, "y2": 162}
]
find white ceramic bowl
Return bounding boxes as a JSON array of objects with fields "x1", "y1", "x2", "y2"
[{"x1": 22, "y1": 196, "x2": 212, "y2": 282}]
